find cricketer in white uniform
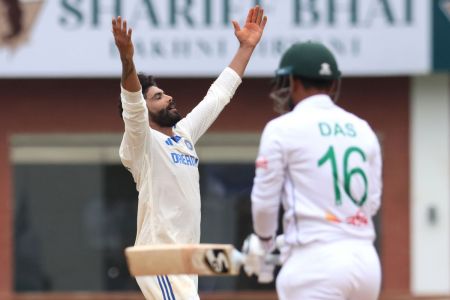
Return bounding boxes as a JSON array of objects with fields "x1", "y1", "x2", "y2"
[
  {"x1": 112, "y1": 6, "x2": 267, "y2": 300},
  {"x1": 250, "y1": 42, "x2": 382, "y2": 299}
]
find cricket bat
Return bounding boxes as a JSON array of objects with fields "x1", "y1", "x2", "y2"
[{"x1": 125, "y1": 244, "x2": 245, "y2": 276}]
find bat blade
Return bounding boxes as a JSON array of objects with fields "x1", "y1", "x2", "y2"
[{"x1": 125, "y1": 244, "x2": 242, "y2": 276}]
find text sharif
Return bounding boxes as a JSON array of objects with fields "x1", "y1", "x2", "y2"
[
  {"x1": 60, "y1": 0, "x2": 413, "y2": 28},
  {"x1": 60, "y1": 0, "x2": 264, "y2": 27}
]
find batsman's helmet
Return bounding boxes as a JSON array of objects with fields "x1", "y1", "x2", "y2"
[
  {"x1": 271, "y1": 41, "x2": 341, "y2": 113},
  {"x1": 276, "y1": 41, "x2": 341, "y2": 80}
]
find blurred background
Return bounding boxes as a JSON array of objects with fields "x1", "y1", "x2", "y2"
[{"x1": 0, "y1": 0, "x2": 449, "y2": 299}]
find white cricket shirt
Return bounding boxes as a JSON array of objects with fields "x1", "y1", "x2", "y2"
[
  {"x1": 251, "y1": 94, "x2": 382, "y2": 246},
  {"x1": 119, "y1": 67, "x2": 241, "y2": 246}
]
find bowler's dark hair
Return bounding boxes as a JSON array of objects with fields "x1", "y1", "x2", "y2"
[{"x1": 118, "y1": 73, "x2": 157, "y2": 117}]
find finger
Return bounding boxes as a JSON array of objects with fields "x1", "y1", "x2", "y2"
[
  {"x1": 246, "y1": 7, "x2": 254, "y2": 24},
  {"x1": 232, "y1": 20, "x2": 240, "y2": 32},
  {"x1": 122, "y1": 19, "x2": 128, "y2": 35},
  {"x1": 256, "y1": 8, "x2": 264, "y2": 25},
  {"x1": 252, "y1": 6, "x2": 259, "y2": 23},
  {"x1": 117, "y1": 16, "x2": 122, "y2": 30},
  {"x1": 261, "y1": 15, "x2": 268, "y2": 30},
  {"x1": 127, "y1": 28, "x2": 133, "y2": 40},
  {"x1": 112, "y1": 17, "x2": 119, "y2": 33}
]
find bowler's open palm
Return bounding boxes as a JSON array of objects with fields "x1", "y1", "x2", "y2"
[
  {"x1": 232, "y1": 6, "x2": 267, "y2": 48},
  {"x1": 112, "y1": 16, "x2": 134, "y2": 61}
]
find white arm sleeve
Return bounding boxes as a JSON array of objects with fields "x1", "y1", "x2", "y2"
[
  {"x1": 119, "y1": 86, "x2": 150, "y2": 188},
  {"x1": 251, "y1": 122, "x2": 285, "y2": 239},
  {"x1": 177, "y1": 67, "x2": 241, "y2": 143},
  {"x1": 364, "y1": 131, "x2": 383, "y2": 217}
]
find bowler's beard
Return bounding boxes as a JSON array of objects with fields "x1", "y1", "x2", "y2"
[{"x1": 150, "y1": 106, "x2": 182, "y2": 128}]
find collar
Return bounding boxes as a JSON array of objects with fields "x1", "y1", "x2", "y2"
[{"x1": 293, "y1": 94, "x2": 335, "y2": 112}]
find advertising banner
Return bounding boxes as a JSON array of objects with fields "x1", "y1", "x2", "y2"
[{"x1": 0, "y1": 0, "x2": 430, "y2": 77}]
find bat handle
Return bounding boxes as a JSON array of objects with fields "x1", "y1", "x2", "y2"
[
  {"x1": 231, "y1": 249, "x2": 246, "y2": 271},
  {"x1": 264, "y1": 253, "x2": 281, "y2": 266},
  {"x1": 275, "y1": 234, "x2": 285, "y2": 250}
]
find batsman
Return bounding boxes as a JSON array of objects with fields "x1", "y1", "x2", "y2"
[
  {"x1": 246, "y1": 42, "x2": 383, "y2": 299},
  {"x1": 111, "y1": 5, "x2": 267, "y2": 300}
]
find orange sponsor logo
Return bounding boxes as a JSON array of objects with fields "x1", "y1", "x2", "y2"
[
  {"x1": 325, "y1": 212, "x2": 341, "y2": 223},
  {"x1": 325, "y1": 211, "x2": 368, "y2": 227}
]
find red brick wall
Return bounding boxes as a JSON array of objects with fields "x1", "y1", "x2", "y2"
[
  {"x1": 0, "y1": 76, "x2": 409, "y2": 295},
  {"x1": 0, "y1": 130, "x2": 12, "y2": 294}
]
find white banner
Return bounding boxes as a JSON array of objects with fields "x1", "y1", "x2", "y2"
[{"x1": 0, "y1": 0, "x2": 430, "y2": 77}]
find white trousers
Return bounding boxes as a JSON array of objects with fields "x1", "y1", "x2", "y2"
[
  {"x1": 276, "y1": 240, "x2": 381, "y2": 300},
  {"x1": 136, "y1": 275, "x2": 200, "y2": 300}
]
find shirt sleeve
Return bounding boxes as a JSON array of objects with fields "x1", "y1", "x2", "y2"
[
  {"x1": 177, "y1": 67, "x2": 242, "y2": 144},
  {"x1": 251, "y1": 121, "x2": 285, "y2": 239},
  {"x1": 119, "y1": 86, "x2": 151, "y2": 188},
  {"x1": 363, "y1": 129, "x2": 383, "y2": 217}
]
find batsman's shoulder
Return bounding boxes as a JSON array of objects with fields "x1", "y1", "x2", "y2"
[
  {"x1": 264, "y1": 115, "x2": 284, "y2": 130},
  {"x1": 261, "y1": 114, "x2": 291, "y2": 140}
]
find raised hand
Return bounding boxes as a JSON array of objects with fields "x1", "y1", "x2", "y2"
[
  {"x1": 112, "y1": 16, "x2": 139, "y2": 92},
  {"x1": 112, "y1": 16, "x2": 134, "y2": 62},
  {"x1": 232, "y1": 6, "x2": 267, "y2": 49},
  {"x1": 228, "y1": 6, "x2": 268, "y2": 77}
]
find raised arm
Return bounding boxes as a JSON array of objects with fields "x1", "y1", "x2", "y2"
[
  {"x1": 176, "y1": 6, "x2": 267, "y2": 143},
  {"x1": 113, "y1": 17, "x2": 149, "y2": 187},
  {"x1": 112, "y1": 16, "x2": 140, "y2": 92},
  {"x1": 229, "y1": 6, "x2": 268, "y2": 78}
]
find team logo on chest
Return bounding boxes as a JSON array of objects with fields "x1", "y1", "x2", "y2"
[{"x1": 184, "y1": 140, "x2": 193, "y2": 150}]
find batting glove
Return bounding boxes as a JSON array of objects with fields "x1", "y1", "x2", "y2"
[{"x1": 241, "y1": 233, "x2": 276, "y2": 283}]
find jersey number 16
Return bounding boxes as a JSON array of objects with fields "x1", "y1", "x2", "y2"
[{"x1": 318, "y1": 146, "x2": 368, "y2": 207}]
